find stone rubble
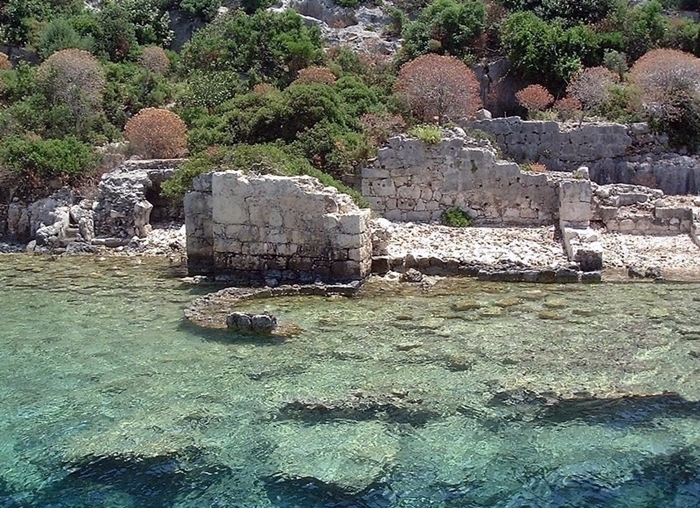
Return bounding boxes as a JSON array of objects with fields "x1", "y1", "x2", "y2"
[{"x1": 384, "y1": 223, "x2": 569, "y2": 268}]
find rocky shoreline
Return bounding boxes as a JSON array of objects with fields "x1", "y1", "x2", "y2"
[{"x1": 3, "y1": 219, "x2": 700, "y2": 281}]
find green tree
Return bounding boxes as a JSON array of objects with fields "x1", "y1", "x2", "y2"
[
  {"x1": 181, "y1": 9, "x2": 323, "y2": 86},
  {"x1": 500, "y1": 11, "x2": 604, "y2": 89},
  {"x1": 179, "y1": 0, "x2": 222, "y2": 21},
  {"x1": 400, "y1": 0, "x2": 486, "y2": 60},
  {"x1": 498, "y1": 0, "x2": 618, "y2": 26}
]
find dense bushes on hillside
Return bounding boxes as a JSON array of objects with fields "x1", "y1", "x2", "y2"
[{"x1": 1, "y1": 0, "x2": 700, "y2": 197}]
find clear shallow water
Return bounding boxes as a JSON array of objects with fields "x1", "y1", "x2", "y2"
[{"x1": 1, "y1": 255, "x2": 700, "y2": 508}]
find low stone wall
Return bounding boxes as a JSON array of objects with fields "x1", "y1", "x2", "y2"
[
  {"x1": 185, "y1": 171, "x2": 372, "y2": 284},
  {"x1": 592, "y1": 184, "x2": 695, "y2": 235},
  {"x1": 362, "y1": 133, "x2": 563, "y2": 225}
]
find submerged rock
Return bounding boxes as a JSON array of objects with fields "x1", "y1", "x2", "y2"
[
  {"x1": 269, "y1": 420, "x2": 399, "y2": 494},
  {"x1": 278, "y1": 392, "x2": 438, "y2": 425}
]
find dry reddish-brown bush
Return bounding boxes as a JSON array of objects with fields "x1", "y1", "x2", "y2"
[
  {"x1": 253, "y1": 83, "x2": 276, "y2": 95},
  {"x1": 515, "y1": 84, "x2": 554, "y2": 113},
  {"x1": 567, "y1": 66, "x2": 618, "y2": 111},
  {"x1": 553, "y1": 96, "x2": 583, "y2": 121},
  {"x1": 630, "y1": 49, "x2": 700, "y2": 122},
  {"x1": 292, "y1": 66, "x2": 336, "y2": 85},
  {"x1": 359, "y1": 112, "x2": 406, "y2": 145},
  {"x1": 37, "y1": 49, "x2": 105, "y2": 117},
  {"x1": 138, "y1": 46, "x2": 170, "y2": 74},
  {"x1": 124, "y1": 108, "x2": 187, "y2": 159},
  {"x1": 0, "y1": 52, "x2": 11, "y2": 70},
  {"x1": 394, "y1": 54, "x2": 481, "y2": 123},
  {"x1": 528, "y1": 162, "x2": 547, "y2": 173}
]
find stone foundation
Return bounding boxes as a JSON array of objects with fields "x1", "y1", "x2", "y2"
[{"x1": 185, "y1": 171, "x2": 372, "y2": 284}]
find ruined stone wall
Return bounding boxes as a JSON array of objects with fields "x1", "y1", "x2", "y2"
[
  {"x1": 592, "y1": 184, "x2": 697, "y2": 235},
  {"x1": 94, "y1": 159, "x2": 184, "y2": 239},
  {"x1": 185, "y1": 171, "x2": 372, "y2": 283},
  {"x1": 361, "y1": 133, "x2": 562, "y2": 225},
  {"x1": 461, "y1": 118, "x2": 700, "y2": 196}
]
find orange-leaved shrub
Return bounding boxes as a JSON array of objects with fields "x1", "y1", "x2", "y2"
[
  {"x1": 515, "y1": 84, "x2": 554, "y2": 114},
  {"x1": 528, "y1": 162, "x2": 547, "y2": 173},
  {"x1": 0, "y1": 52, "x2": 11, "y2": 70},
  {"x1": 292, "y1": 66, "x2": 336, "y2": 85},
  {"x1": 253, "y1": 83, "x2": 277, "y2": 95},
  {"x1": 553, "y1": 96, "x2": 582, "y2": 121},
  {"x1": 124, "y1": 108, "x2": 187, "y2": 159},
  {"x1": 630, "y1": 48, "x2": 700, "y2": 148},
  {"x1": 630, "y1": 49, "x2": 700, "y2": 100},
  {"x1": 138, "y1": 46, "x2": 170, "y2": 74},
  {"x1": 37, "y1": 48, "x2": 105, "y2": 117},
  {"x1": 359, "y1": 112, "x2": 406, "y2": 145},
  {"x1": 394, "y1": 54, "x2": 481, "y2": 123},
  {"x1": 567, "y1": 66, "x2": 618, "y2": 112}
]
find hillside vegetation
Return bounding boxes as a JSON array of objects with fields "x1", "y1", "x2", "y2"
[{"x1": 0, "y1": 0, "x2": 699, "y2": 198}]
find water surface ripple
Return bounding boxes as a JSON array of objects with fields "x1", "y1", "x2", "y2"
[{"x1": 1, "y1": 255, "x2": 699, "y2": 507}]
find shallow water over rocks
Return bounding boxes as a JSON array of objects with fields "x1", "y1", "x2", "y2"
[{"x1": 1, "y1": 254, "x2": 699, "y2": 507}]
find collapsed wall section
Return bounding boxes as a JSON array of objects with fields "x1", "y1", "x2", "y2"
[
  {"x1": 185, "y1": 171, "x2": 372, "y2": 283},
  {"x1": 362, "y1": 134, "x2": 560, "y2": 225}
]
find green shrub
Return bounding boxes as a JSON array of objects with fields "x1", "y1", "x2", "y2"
[
  {"x1": 498, "y1": 0, "x2": 618, "y2": 26},
  {"x1": 37, "y1": 18, "x2": 93, "y2": 59},
  {"x1": 0, "y1": 136, "x2": 98, "y2": 179},
  {"x1": 400, "y1": 0, "x2": 486, "y2": 61},
  {"x1": 102, "y1": 62, "x2": 174, "y2": 130},
  {"x1": 181, "y1": 10, "x2": 323, "y2": 87},
  {"x1": 500, "y1": 11, "x2": 606, "y2": 90},
  {"x1": 440, "y1": 207, "x2": 472, "y2": 227},
  {"x1": 408, "y1": 124, "x2": 442, "y2": 144},
  {"x1": 179, "y1": 0, "x2": 222, "y2": 21},
  {"x1": 334, "y1": 0, "x2": 361, "y2": 7},
  {"x1": 162, "y1": 144, "x2": 368, "y2": 207}
]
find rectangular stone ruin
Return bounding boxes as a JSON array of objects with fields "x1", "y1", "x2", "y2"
[{"x1": 185, "y1": 171, "x2": 372, "y2": 284}]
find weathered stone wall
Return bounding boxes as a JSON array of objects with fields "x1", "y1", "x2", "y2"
[
  {"x1": 362, "y1": 133, "x2": 564, "y2": 225},
  {"x1": 184, "y1": 174, "x2": 214, "y2": 275},
  {"x1": 94, "y1": 159, "x2": 184, "y2": 239},
  {"x1": 185, "y1": 171, "x2": 373, "y2": 284},
  {"x1": 592, "y1": 184, "x2": 697, "y2": 235},
  {"x1": 461, "y1": 118, "x2": 700, "y2": 195}
]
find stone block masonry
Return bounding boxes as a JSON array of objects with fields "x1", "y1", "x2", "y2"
[
  {"x1": 185, "y1": 171, "x2": 372, "y2": 284},
  {"x1": 362, "y1": 132, "x2": 567, "y2": 225},
  {"x1": 463, "y1": 117, "x2": 700, "y2": 196}
]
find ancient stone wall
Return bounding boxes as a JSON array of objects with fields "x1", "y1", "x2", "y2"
[
  {"x1": 461, "y1": 118, "x2": 700, "y2": 195},
  {"x1": 185, "y1": 171, "x2": 372, "y2": 283},
  {"x1": 93, "y1": 159, "x2": 184, "y2": 239},
  {"x1": 592, "y1": 184, "x2": 697, "y2": 235},
  {"x1": 361, "y1": 133, "x2": 564, "y2": 225}
]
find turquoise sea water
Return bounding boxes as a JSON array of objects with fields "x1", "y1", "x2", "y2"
[{"x1": 1, "y1": 254, "x2": 699, "y2": 507}]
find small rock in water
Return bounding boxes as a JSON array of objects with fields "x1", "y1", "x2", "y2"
[
  {"x1": 543, "y1": 298, "x2": 567, "y2": 309},
  {"x1": 538, "y1": 310, "x2": 561, "y2": 320},
  {"x1": 227, "y1": 312, "x2": 277, "y2": 334},
  {"x1": 495, "y1": 296, "x2": 522, "y2": 308},
  {"x1": 451, "y1": 300, "x2": 483, "y2": 311},
  {"x1": 479, "y1": 306, "x2": 503, "y2": 317},
  {"x1": 400, "y1": 268, "x2": 423, "y2": 283}
]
